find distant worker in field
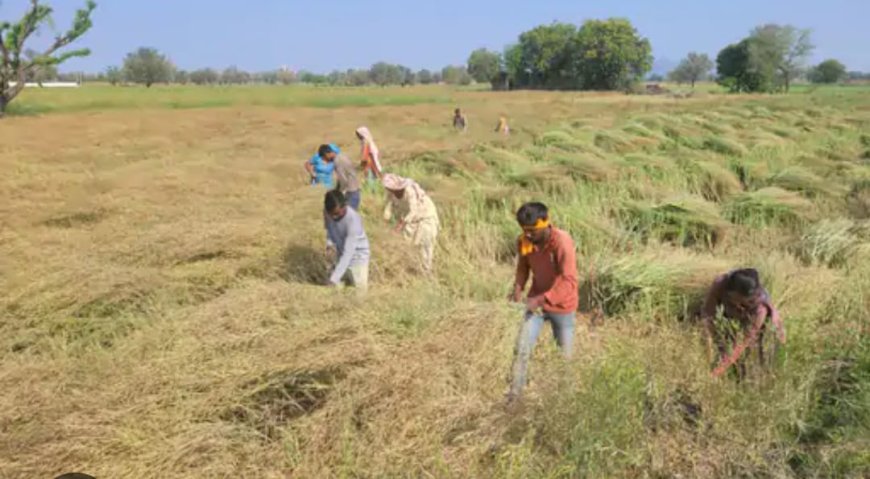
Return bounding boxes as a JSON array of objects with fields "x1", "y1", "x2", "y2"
[
  {"x1": 305, "y1": 144, "x2": 338, "y2": 188},
  {"x1": 495, "y1": 116, "x2": 510, "y2": 136},
  {"x1": 453, "y1": 108, "x2": 468, "y2": 132},
  {"x1": 319, "y1": 144, "x2": 362, "y2": 210},
  {"x1": 382, "y1": 173, "x2": 440, "y2": 274},
  {"x1": 323, "y1": 190, "x2": 370, "y2": 290},
  {"x1": 701, "y1": 268, "x2": 786, "y2": 379},
  {"x1": 355, "y1": 126, "x2": 383, "y2": 181},
  {"x1": 507, "y1": 202, "x2": 579, "y2": 403}
]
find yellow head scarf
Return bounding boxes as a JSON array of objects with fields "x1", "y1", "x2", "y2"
[{"x1": 518, "y1": 218, "x2": 549, "y2": 256}]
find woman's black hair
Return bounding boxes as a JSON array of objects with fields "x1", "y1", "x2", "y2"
[
  {"x1": 318, "y1": 144, "x2": 333, "y2": 157},
  {"x1": 726, "y1": 268, "x2": 761, "y2": 296}
]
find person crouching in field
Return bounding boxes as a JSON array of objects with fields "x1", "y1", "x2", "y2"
[
  {"x1": 507, "y1": 202, "x2": 579, "y2": 402},
  {"x1": 323, "y1": 190, "x2": 370, "y2": 291},
  {"x1": 382, "y1": 173, "x2": 440, "y2": 274},
  {"x1": 495, "y1": 116, "x2": 510, "y2": 136},
  {"x1": 453, "y1": 108, "x2": 468, "y2": 132},
  {"x1": 356, "y1": 126, "x2": 383, "y2": 181},
  {"x1": 319, "y1": 144, "x2": 362, "y2": 210},
  {"x1": 305, "y1": 144, "x2": 338, "y2": 188},
  {"x1": 701, "y1": 268, "x2": 786, "y2": 379}
]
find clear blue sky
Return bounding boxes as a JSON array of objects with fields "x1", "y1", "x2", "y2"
[{"x1": 2, "y1": 0, "x2": 869, "y2": 73}]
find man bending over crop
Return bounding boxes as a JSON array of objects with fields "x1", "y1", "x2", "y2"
[
  {"x1": 701, "y1": 268, "x2": 786, "y2": 378},
  {"x1": 323, "y1": 190, "x2": 370, "y2": 291},
  {"x1": 508, "y1": 202, "x2": 579, "y2": 402}
]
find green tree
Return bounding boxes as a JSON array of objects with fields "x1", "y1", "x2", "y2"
[
  {"x1": 0, "y1": 0, "x2": 96, "y2": 116},
  {"x1": 467, "y1": 48, "x2": 500, "y2": 84},
  {"x1": 123, "y1": 47, "x2": 173, "y2": 87},
  {"x1": 399, "y1": 65, "x2": 416, "y2": 86},
  {"x1": 510, "y1": 22, "x2": 576, "y2": 88},
  {"x1": 276, "y1": 68, "x2": 296, "y2": 85},
  {"x1": 668, "y1": 52, "x2": 713, "y2": 88},
  {"x1": 220, "y1": 66, "x2": 250, "y2": 84},
  {"x1": 748, "y1": 24, "x2": 813, "y2": 92},
  {"x1": 189, "y1": 68, "x2": 218, "y2": 85},
  {"x1": 716, "y1": 40, "x2": 767, "y2": 93},
  {"x1": 417, "y1": 69, "x2": 434, "y2": 84},
  {"x1": 369, "y1": 62, "x2": 403, "y2": 86},
  {"x1": 808, "y1": 59, "x2": 847, "y2": 84},
  {"x1": 105, "y1": 65, "x2": 122, "y2": 85},
  {"x1": 173, "y1": 69, "x2": 189, "y2": 85},
  {"x1": 347, "y1": 69, "x2": 369, "y2": 86},
  {"x1": 441, "y1": 65, "x2": 471, "y2": 85},
  {"x1": 568, "y1": 18, "x2": 653, "y2": 90},
  {"x1": 501, "y1": 44, "x2": 520, "y2": 85}
]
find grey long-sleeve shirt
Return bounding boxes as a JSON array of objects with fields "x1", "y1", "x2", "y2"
[
  {"x1": 325, "y1": 207, "x2": 370, "y2": 284},
  {"x1": 334, "y1": 153, "x2": 361, "y2": 193}
]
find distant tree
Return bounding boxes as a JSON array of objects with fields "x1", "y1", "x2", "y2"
[
  {"x1": 190, "y1": 68, "x2": 219, "y2": 85},
  {"x1": 347, "y1": 69, "x2": 369, "y2": 86},
  {"x1": 441, "y1": 65, "x2": 472, "y2": 85},
  {"x1": 369, "y1": 62, "x2": 404, "y2": 86},
  {"x1": 668, "y1": 52, "x2": 714, "y2": 88},
  {"x1": 748, "y1": 24, "x2": 814, "y2": 92},
  {"x1": 220, "y1": 66, "x2": 250, "y2": 84},
  {"x1": 174, "y1": 69, "x2": 189, "y2": 85},
  {"x1": 123, "y1": 47, "x2": 173, "y2": 87},
  {"x1": 327, "y1": 70, "x2": 347, "y2": 86},
  {"x1": 467, "y1": 48, "x2": 501, "y2": 84},
  {"x1": 298, "y1": 71, "x2": 328, "y2": 84},
  {"x1": 509, "y1": 22, "x2": 576, "y2": 88},
  {"x1": 432, "y1": 71, "x2": 443, "y2": 84},
  {"x1": 847, "y1": 71, "x2": 870, "y2": 81},
  {"x1": 276, "y1": 69, "x2": 296, "y2": 85},
  {"x1": 399, "y1": 65, "x2": 416, "y2": 86},
  {"x1": 502, "y1": 43, "x2": 522, "y2": 86},
  {"x1": 105, "y1": 66, "x2": 122, "y2": 85},
  {"x1": 0, "y1": 0, "x2": 97, "y2": 116},
  {"x1": 417, "y1": 69, "x2": 434, "y2": 84},
  {"x1": 808, "y1": 59, "x2": 847, "y2": 84},
  {"x1": 647, "y1": 73, "x2": 664, "y2": 82},
  {"x1": 568, "y1": 18, "x2": 653, "y2": 90},
  {"x1": 717, "y1": 40, "x2": 766, "y2": 93},
  {"x1": 255, "y1": 71, "x2": 278, "y2": 84}
]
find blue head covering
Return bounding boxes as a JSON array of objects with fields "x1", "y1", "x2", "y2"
[{"x1": 309, "y1": 143, "x2": 340, "y2": 187}]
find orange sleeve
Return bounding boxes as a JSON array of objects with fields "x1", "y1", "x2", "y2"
[{"x1": 543, "y1": 233, "x2": 578, "y2": 306}]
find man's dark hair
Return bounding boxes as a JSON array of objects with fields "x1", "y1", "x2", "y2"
[
  {"x1": 516, "y1": 202, "x2": 549, "y2": 226},
  {"x1": 318, "y1": 144, "x2": 333, "y2": 157},
  {"x1": 726, "y1": 268, "x2": 761, "y2": 296},
  {"x1": 324, "y1": 189, "x2": 346, "y2": 212}
]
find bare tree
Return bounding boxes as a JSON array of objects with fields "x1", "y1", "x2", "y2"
[
  {"x1": 0, "y1": 0, "x2": 97, "y2": 116},
  {"x1": 668, "y1": 52, "x2": 714, "y2": 88}
]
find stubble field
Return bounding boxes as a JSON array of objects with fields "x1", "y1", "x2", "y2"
[{"x1": 1, "y1": 84, "x2": 868, "y2": 478}]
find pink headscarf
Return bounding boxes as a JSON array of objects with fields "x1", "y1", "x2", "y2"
[{"x1": 356, "y1": 126, "x2": 382, "y2": 173}]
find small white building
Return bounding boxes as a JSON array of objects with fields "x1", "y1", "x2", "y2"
[{"x1": 8, "y1": 81, "x2": 80, "y2": 88}]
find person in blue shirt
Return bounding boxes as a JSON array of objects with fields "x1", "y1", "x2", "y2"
[{"x1": 305, "y1": 143, "x2": 339, "y2": 187}]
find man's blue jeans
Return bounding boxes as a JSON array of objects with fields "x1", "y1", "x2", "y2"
[
  {"x1": 346, "y1": 190, "x2": 361, "y2": 210},
  {"x1": 509, "y1": 310, "x2": 576, "y2": 399}
]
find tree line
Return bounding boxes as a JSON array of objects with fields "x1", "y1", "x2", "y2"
[
  {"x1": 93, "y1": 48, "x2": 476, "y2": 88},
  {"x1": 2, "y1": 2, "x2": 868, "y2": 117}
]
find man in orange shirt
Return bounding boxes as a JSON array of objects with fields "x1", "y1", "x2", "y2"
[{"x1": 508, "y1": 202, "x2": 579, "y2": 402}]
